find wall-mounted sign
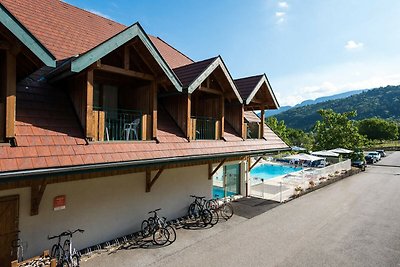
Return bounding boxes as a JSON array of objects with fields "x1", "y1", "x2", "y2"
[{"x1": 53, "y1": 195, "x2": 66, "y2": 211}]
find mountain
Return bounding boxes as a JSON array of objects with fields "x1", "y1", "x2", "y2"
[
  {"x1": 273, "y1": 85, "x2": 400, "y2": 131},
  {"x1": 265, "y1": 89, "x2": 366, "y2": 117}
]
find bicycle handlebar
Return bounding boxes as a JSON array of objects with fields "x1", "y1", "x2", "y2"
[
  {"x1": 148, "y1": 208, "x2": 161, "y2": 214},
  {"x1": 47, "y1": 231, "x2": 70, "y2": 240}
]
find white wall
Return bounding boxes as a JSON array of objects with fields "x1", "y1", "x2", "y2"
[{"x1": 0, "y1": 164, "x2": 211, "y2": 258}]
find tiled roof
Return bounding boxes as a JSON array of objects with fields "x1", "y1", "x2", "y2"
[
  {"x1": 173, "y1": 57, "x2": 218, "y2": 88},
  {"x1": 0, "y1": 0, "x2": 192, "y2": 69},
  {"x1": 0, "y1": 72, "x2": 288, "y2": 174},
  {"x1": 234, "y1": 75, "x2": 263, "y2": 102}
]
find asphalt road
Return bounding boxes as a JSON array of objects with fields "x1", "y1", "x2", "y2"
[{"x1": 82, "y1": 152, "x2": 400, "y2": 267}]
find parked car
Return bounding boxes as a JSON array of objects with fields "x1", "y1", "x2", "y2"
[
  {"x1": 376, "y1": 149, "x2": 387, "y2": 157},
  {"x1": 365, "y1": 151, "x2": 381, "y2": 164},
  {"x1": 351, "y1": 160, "x2": 366, "y2": 171}
]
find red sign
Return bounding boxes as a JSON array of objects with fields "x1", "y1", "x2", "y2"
[{"x1": 53, "y1": 195, "x2": 66, "y2": 211}]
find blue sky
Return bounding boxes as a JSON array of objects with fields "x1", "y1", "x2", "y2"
[{"x1": 65, "y1": 0, "x2": 400, "y2": 106}]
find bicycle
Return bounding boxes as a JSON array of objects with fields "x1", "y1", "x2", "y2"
[
  {"x1": 48, "y1": 231, "x2": 70, "y2": 264},
  {"x1": 62, "y1": 229, "x2": 84, "y2": 267},
  {"x1": 206, "y1": 195, "x2": 234, "y2": 220},
  {"x1": 141, "y1": 208, "x2": 176, "y2": 245},
  {"x1": 188, "y1": 195, "x2": 218, "y2": 226},
  {"x1": 11, "y1": 231, "x2": 25, "y2": 263}
]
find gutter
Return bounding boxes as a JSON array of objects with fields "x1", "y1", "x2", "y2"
[{"x1": 0, "y1": 147, "x2": 291, "y2": 183}]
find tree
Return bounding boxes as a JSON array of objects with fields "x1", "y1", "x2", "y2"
[
  {"x1": 358, "y1": 117, "x2": 399, "y2": 141},
  {"x1": 265, "y1": 116, "x2": 289, "y2": 144},
  {"x1": 313, "y1": 109, "x2": 365, "y2": 150},
  {"x1": 286, "y1": 128, "x2": 314, "y2": 151}
]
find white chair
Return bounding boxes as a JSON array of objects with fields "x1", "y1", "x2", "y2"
[{"x1": 124, "y1": 118, "x2": 141, "y2": 140}]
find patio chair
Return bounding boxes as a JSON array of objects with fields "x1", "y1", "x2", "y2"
[{"x1": 123, "y1": 118, "x2": 140, "y2": 140}]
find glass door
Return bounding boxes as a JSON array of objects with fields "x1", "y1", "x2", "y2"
[{"x1": 224, "y1": 164, "x2": 240, "y2": 197}]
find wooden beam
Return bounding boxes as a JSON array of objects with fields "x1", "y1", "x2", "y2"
[
  {"x1": 151, "y1": 81, "x2": 157, "y2": 139},
  {"x1": 97, "y1": 64, "x2": 154, "y2": 81},
  {"x1": 209, "y1": 158, "x2": 227, "y2": 179},
  {"x1": 146, "y1": 168, "x2": 165, "y2": 192},
  {"x1": 260, "y1": 105, "x2": 265, "y2": 139},
  {"x1": 186, "y1": 94, "x2": 192, "y2": 140},
  {"x1": 241, "y1": 105, "x2": 245, "y2": 139},
  {"x1": 220, "y1": 96, "x2": 225, "y2": 139},
  {"x1": 249, "y1": 156, "x2": 263, "y2": 171},
  {"x1": 5, "y1": 50, "x2": 16, "y2": 138},
  {"x1": 30, "y1": 179, "x2": 47, "y2": 216},
  {"x1": 0, "y1": 40, "x2": 10, "y2": 50},
  {"x1": 86, "y1": 70, "x2": 94, "y2": 140},
  {"x1": 198, "y1": 86, "x2": 223, "y2": 95}
]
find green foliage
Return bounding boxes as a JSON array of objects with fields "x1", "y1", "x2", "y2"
[
  {"x1": 358, "y1": 117, "x2": 399, "y2": 141},
  {"x1": 313, "y1": 109, "x2": 366, "y2": 150},
  {"x1": 274, "y1": 85, "x2": 400, "y2": 131},
  {"x1": 286, "y1": 128, "x2": 314, "y2": 151},
  {"x1": 265, "y1": 116, "x2": 289, "y2": 143}
]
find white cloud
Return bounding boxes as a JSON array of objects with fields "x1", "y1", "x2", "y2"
[
  {"x1": 85, "y1": 9, "x2": 112, "y2": 20},
  {"x1": 345, "y1": 40, "x2": 364, "y2": 50},
  {"x1": 275, "y1": 12, "x2": 286, "y2": 24},
  {"x1": 278, "y1": 2, "x2": 289, "y2": 8},
  {"x1": 272, "y1": 56, "x2": 400, "y2": 106}
]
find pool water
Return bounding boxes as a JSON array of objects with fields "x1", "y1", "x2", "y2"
[
  {"x1": 250, "y1": 164, "x2": 302, "y2": 181},
  {"x1": 212, "y1": 186, "x2": 236, "y2": 199}
]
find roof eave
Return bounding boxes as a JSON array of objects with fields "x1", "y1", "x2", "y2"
[
  {"x1": 245, "y1": 74, "x2": 280, "y2": 109},
  {"x1": 0, "y1": 3, "x2": 56, "y2": 67},
  {"x1": 0, "y1": 147, "x2": 291, "y2": 182},
  {"x1": 69, "y1": 23, "x2": 182, "y2": 91}
]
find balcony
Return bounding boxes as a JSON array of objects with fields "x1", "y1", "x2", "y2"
[
  {"x1": 246, "y1": 122, "x2": 261, "y2": 139},
  {"x1": 191, "y1": 117, "x2": 219, "y2": 140},
  {"x1": 93, "y1": 107, "x2": 143, "y2": 141}
]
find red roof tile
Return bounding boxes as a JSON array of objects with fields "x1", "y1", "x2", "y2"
[{"x1": 0, "y1": 0, "x2": 193, "y2": 69}]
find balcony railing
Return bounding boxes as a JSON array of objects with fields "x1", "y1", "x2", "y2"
[
  {"x1": 191, "y1": 117, "x2": 217, "y2": 140},
  {"x1": 93, "y1": 107, "x2": 142, "y2": 141},
  {"x1": 246, "y1": 122, "x2": 261, "y2": 139}
]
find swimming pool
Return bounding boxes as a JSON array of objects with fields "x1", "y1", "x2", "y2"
[
  {"x1": 250, "y1": 164, "x2": 302, "y2": 182},
  {"x1": 212, "y1": 186, "x2": 236, "y2": 199}
]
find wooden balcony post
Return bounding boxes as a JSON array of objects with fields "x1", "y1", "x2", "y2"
[
  {"x1": 241, "y1": 105, "x2": 246, "y2": 139},
  {"x1": 220, "y1": 96, "x2": 224, "y2": 139},
  {"x1": 5, "y1": 50, "x2": 16, "y2": 139},
  {"x1": 151, "y1": 81, "x2": 157, "y2": 140},
  {"x1": 86, "y1": 70, "x2": 94, "y2": 140},
  {"x1": 186, "y1": 94, "x2": 192, "y2": 140},
  {"x1": 260, "y1": 105, "x2": 265, "y2": 139}
]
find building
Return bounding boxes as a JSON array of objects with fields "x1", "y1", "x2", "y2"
[{"x1": 0, "y1": 0, "x2": 289, "y2": 263}]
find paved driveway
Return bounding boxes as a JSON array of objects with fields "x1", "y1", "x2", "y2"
[{"x1": 82, "y1": 152, "x2": 400, "y2": 267}]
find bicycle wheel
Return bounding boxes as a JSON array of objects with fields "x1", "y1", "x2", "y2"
[
  {"x1": 201, "y1": 209, "x2": 212, "y2": 226},
  {"x1": 165, "y1": 225, "x2": 176, "y2": 243},
  {"x1": 72, "y1": 254, "x2": 80, "y2": 267},
  {"x1": 221, "y1": 203, "x2": 234, "y2": 219},
  {"x1": 206, "y1": 199, "x2": 218, "y2": 211},
  {"x1": 51, "y1": 244, "x2": 62, "y2": 263},
  {"x1": 62, "y1": 260, "x2": 70, "y2": 267},
  {"x1": 141, "y1": 219, "x2": 151, "y2": 237},
  {"x1": 210, "y1": 209, "x2": 219, "y2": 226},
  {"x1": 153, "y1": 227, "x2": 169, "y2": 246}
]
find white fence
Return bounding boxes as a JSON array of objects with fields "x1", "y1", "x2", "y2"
[{"x1": 250, "y1": 160, "x2": 352, "y2": 202}]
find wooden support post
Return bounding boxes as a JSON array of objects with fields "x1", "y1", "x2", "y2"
[
  {"x1": 208, "y1": 162, "x2": 213, "y2": 180},
  {"x1": 30, "y1": 179, "x2": 47, "y2": 216},
  {"x1": 220, "y1": 96, "x2": 224, "y2": 139},
  {"x1": 260, "y1": 105, "x2": 265, "y2": 139},
  {"x1": 241, "y1": 105, "x2": 245, "y2": 139},
  {"x1": 146, "y1": 168, "x2": 165, "y2": 192},
  {"x1": 86, "y1": 70, "x2": 94, "y2": 140},
  {"x1": 209, "y1": 158, "x2": 226, "y2": 180},
  {"x1": 249, "y1": 156, "x2": 263, "y2": 171},
  {"x1": 186, "y1": 94, "x2": 192, "y2": 140},
  {"x1": 141, "y1": 114, "x2": 147, "y2": 141},
  {"x1": 151, "y1": 81, "x2": 157, "y2": 140},
  {"x1": 5, "y1": 50, "x2": 16, "y2": 139}
]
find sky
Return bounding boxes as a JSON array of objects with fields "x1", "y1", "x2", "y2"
[{"x1": 64, "y1": 0, "x2": 400, "y2": 106}]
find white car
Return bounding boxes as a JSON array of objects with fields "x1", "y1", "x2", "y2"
[{"x1": 368, "y1": 151, "x2": 381, "y2": 162}]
